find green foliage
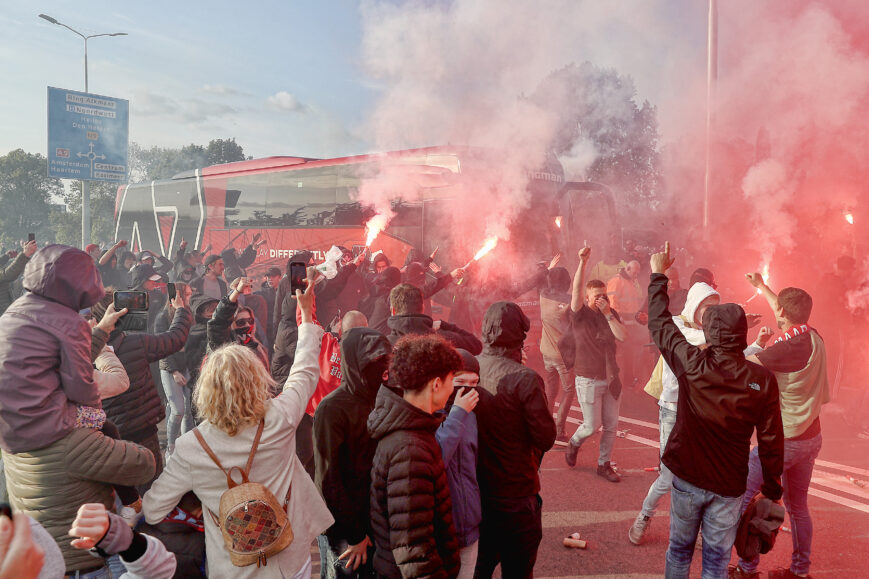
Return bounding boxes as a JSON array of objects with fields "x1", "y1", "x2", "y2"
[
  {"x1": 531, "y1": 62, "x2": 663, "y2": 211},
  {"x1": 57, "y1": 180, "x2": 120, "y2": 246},
  {"x1": 0, "y1": 149, "x2": 62, "y2": 247},
  {"x1": 129, "y1": 138, "x2": 249, "y2": 183}
]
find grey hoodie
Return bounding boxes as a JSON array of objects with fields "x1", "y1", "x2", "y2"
[{"x1": 0, "y1": 245, "x2": 105, "y2": 452}]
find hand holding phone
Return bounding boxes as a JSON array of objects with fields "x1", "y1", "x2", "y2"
[
  {"x1": 113, "y1": 291, "x2": 149, "y2": 312},
  {"x1": 289, "y1": 262, "x2": 307, "y2": 294}
]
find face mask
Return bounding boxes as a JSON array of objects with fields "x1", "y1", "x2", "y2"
[{"x1": 233, "y1": 325, "x2": 253, "y2": 338}]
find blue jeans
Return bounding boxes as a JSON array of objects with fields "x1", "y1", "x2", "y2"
[
  {"x1": 569, "y1": 376, "x2": 620, "y2": 465},
  {"x1": 666, "y1": 476, "x2": 742, "y2": 579},
  {"x1": 316, "y1": 535, "x2": 374, "y2": 578},
  {"x1": 737, "y1": 434, "x2": 822, "y2": 576},
  {"x1": 641, "y1": 405, "x2": 677, "y2": 517},
  {"x1": 160, "y1": 369, "x2": 194, "y2": 454},
  {"x1": 66, "y1": 566, "x2": 111, "y2": 578}
]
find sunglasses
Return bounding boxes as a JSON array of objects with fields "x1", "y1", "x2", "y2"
[{"x1": 235, "y1": 318, "x2": 254, "y2": 327}]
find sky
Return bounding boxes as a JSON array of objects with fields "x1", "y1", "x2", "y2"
[{"x1": 0, "y1": 0, "x2": 709, "y2": 162}]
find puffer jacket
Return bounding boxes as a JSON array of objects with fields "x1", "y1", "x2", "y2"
[
  {"x1": 475, "y1": 302, "x2": 556, "y2": 498},
  {"x1": 368, "y1": 386, "x2": 460, "y2": 579},
  {"x1": 648, "y1": 273, "x2": 784, "y2": 500},
  {"x1": 0, "y1": 245, "x2": 104, "y2": 453},
  {"x1": 313, "y1": 328, "x2": 392, "y2": 545},
  {"x1": 0, "y1": 252, "x2": 30, "y2": 314},
  {"x1": 104, "y1": 307, "x2": 193, "y2": 439},
  {"x1": 4, "y1": 428, "x2": 155, "y2": 572},
  {"x1": 387, "y1": 313, "x2": 482, "y2": 355}
]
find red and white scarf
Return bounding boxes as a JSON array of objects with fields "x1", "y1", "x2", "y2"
[{"x1": 774, "y1": 324, "x2": 810, "y2": 344}]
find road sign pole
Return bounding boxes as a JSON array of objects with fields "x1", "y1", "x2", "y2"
[{"x1": 81, "y1": 181, "x2": 90, "y2": 248}]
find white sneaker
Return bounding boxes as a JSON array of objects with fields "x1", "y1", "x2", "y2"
[{"x1": 628, "y1": 513, "x2": 651, "y2": 545}]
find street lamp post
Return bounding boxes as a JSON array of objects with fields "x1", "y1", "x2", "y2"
[{"x1": 38, "y1": 13, "x2": 126, "y2": 249}]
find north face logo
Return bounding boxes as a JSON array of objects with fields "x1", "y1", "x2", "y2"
[{"x1": 749, "y1": 383, "x2": 761, "y2": 391}]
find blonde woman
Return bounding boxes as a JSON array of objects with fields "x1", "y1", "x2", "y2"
[{"x1": 142, "y1": 277, "x2": 333, "y2": 578}]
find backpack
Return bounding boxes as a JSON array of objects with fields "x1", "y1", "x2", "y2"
[{"x1": 193, "y1": 419, "x2": 294, "y2": 567}]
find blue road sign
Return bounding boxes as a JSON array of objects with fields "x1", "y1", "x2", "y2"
[{"x1": 47, "y1": 87, "x2": 129, "y2": 182}]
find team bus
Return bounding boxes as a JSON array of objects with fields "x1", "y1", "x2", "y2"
[{"x1": 114, "y1": 145, "x2": 617, "y2": 277}]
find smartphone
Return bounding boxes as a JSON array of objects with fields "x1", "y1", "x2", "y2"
[
  {"x1": 27, "y1": 233, "x2": 35, "y2": 243},
  {"x1": 167, "y1": 282, "x2": 176, "y2": 301},
  {"x1": 289, "y1": 261, "x2": 307, "y2": 294},
  {"x1": 113, "y1": 290, "x2": 149, "y2": 312}
]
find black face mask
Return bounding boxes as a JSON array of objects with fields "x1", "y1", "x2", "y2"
[{"x1": 233, "y1": 325, "x2": 253, "y2": 338}]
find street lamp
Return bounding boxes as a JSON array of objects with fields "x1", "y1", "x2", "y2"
[{"x1": 38, "y1": 13, "x2": 127, "y2": 248}]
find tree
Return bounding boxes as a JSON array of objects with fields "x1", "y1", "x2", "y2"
[
  {"x1": 129, "y1": 138, "x2": 249, "y2": 183},
  {"x1": 0, "y1": 149, "x2": 62, "y2": 248},
  {"x1": 530, "y1": 62, "x2": 663, "y2": 212},
  {"x1": 53, "y1": 180, "x2": 119, "y2": 247}
]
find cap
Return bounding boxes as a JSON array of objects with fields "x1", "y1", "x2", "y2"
[
  {"x1": 129, "y1": 263, "x2": 160, "y2": 289},
  {"x1": 204, "y1": 254, "x2": 222, "y2": 268}
]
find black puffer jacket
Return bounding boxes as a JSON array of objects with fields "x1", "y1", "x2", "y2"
[
  {"x1": 220, "y1": 244, "x2": 256, "y2": 282},
  {"x1": 313, "y1": 328, "x2": 391, "y2": 545},
  {"x1": 648, "y1": 273, "x2": 784, "y2": 499},
  {"x1": 155, "y1": 307, "x2": 187, "y2": 374},
  {"x1": 475, "y1": 302, "x2": 556, "y2": 498},
  {"x1": 368, "y1": 386, "x2": 460, "y2": 579},
  {"x1": 103, "y1": 307, "x2": 192, "y2": 439},
  {"x1": 387, "y1": 313, "x2": 482, "y2": 355}
]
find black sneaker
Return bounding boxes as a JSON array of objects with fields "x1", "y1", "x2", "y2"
[
  {"x1": 565, "y1": 441, "x2": 580, "y2": 467},
  {"x1": 597, "y1": 461, "x2": 621, "y2": 482}
]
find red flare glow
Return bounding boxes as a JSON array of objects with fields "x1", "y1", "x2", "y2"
[
  {"x1": 758, "y1": 264, "x2": 770, "y2": 294},
  {"x1": 555, "y1": 216, "x2": 562, "y2": 229},
  {"x1": 845, "y1": 212, "x2": 854, "y2": 225},
  {"x1": 364, "y1": 214, "x2": 389, "y2": 247}
]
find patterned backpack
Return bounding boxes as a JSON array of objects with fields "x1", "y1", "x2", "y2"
[{"x1": 194, "y1": 419, "x2": 294, "y2": 567}]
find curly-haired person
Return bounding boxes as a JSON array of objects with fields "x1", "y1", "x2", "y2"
[{"x1": 367, "y1": 334, "x2": 462, "y2": 579}]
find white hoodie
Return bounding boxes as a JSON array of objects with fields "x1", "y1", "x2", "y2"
[{"x1": 659, "y1": 283, "x2": 763, "y2": 407}]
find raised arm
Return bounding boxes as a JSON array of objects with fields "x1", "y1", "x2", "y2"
[
  {"x1": 570, "y1": 246, "x2": 591, "y2": 312},
  {"x1": 99, "y1": 240, "x2": 127, "y2": 266},
  {"x1": 745, "y1": 272, "x2": 778, "y2": 314}
]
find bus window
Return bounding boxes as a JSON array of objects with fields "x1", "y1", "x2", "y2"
[{"x1": 225, "y1": 169, "x2": 337, "y2": 228}]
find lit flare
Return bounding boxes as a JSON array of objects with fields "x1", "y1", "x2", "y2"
[
  {"x1": 845, "y1": 212, "x2": 854, "y2": 225},
  {"x1": 364, "y1": 214, "x2": 389, "y2": 247},
  {"x1": 555, "y1": 216, "x2": 562, "y2": 229},
  {"x1": 462, "y1": 237, "x2": 499, "y2": 269}
]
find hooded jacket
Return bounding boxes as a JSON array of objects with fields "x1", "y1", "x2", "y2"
[
  {"x1": 648, "y1": 273, "x2": 784, "y2": 499},
  {"x1": 184, "y1": 295, "x2": 219, "y2": 386},
  {"x1": 387, "y1": 313, "x2": 483, "y2": 355},
  {"x1": 435, "y1": 402, "x2": 481, "y2": 549},
  {"x1": 0, "y1": 245, "x2": 104, "y2": 453},
  {"x1": 313, "y1": 328, "x2": 391, "y2": 546},
  {"x1": 475, "y1": 302, "x2": 556, "y2": 498},
  {"x1": 104, "y1": 306, "x2": 193, "y2": 439},
  {"x1": 367, "y1": 386, "x2": 460, "y2": 579},
  {"x1": 206, "y1": 296, "x2": 270, "y2": 371}
]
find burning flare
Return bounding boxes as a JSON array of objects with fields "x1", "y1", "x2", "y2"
[
  {"x1": 364, "y1": 214, "x2": 389, "y2": 247},
  {"x1": 462, "y1": 237, "x2": 499, "y2": 269},
  {"x1": 758, "y1": 264, "x2": 770, "y2": 294},
  {"x1": 473, "y1": 237, "x2": 498, "y2": 262},
  {"x1": 845, "y1": 212, "x2": 854, "y2": 225},
  {"x1": 554, "y1": 216, "x2": 562, "y2": 229}
]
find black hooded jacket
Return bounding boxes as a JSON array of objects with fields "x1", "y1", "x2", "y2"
[
  {"x1": 367, "y1": 386, "x2": 460, "y2": 579},
  {"x1": 220, "y1": 244, "x2": 256, "y2": 282},
  {"x1": 184, "y1": 295, "x2": 219, "y2": 386},
  {"x1": 648, "y1": 273, "x2": 784, "y2": 499},
  {"x1": 359, "y1": 266, "x2": 401, "y2": 334},
  {"x1": 313, "y1": 328, "x2": 392, "y2": 546},
  {"x1": 475, "y1": 302, "x2": 556, "y2": 498},
  {"x1": 386, "y1": 313, "x2": 482, "y2": 355}
]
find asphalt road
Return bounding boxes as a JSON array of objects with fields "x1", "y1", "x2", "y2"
[{"x1": 532, "y1": 389, "x2": 869, "y2": 578}]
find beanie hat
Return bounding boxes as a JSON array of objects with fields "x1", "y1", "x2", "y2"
[
  {"x1": 85, "y1": 243, "x2": 100, "y2": 254},
  {"x1": 455, "y1": 348, "x2": 480, "y2": 375}
]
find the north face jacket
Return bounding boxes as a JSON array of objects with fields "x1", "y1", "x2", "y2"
[{"x1": 648, "y1": 273, "x2": 784, "y2": 499}]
